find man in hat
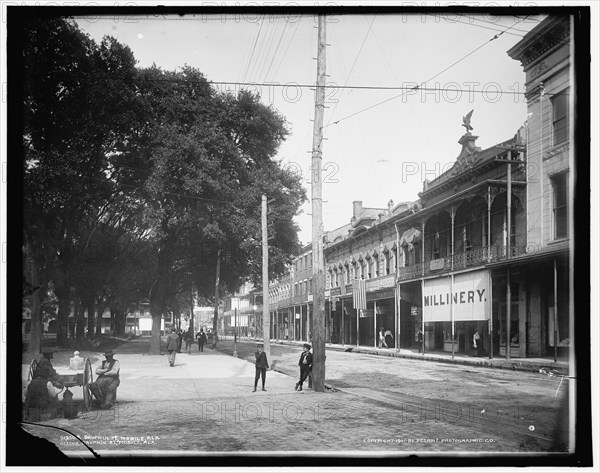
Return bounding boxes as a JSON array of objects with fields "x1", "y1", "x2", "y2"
[
  {"x1": 26, "y1": 348, "x2": 63, "y2": 420},
  {"x1": 295, "y1": 344, "x2": 313, "y2": 392},
  {"x1": 253, "y1": 344, "x2": 269, "y2": 392},
  {"x1": 89, "y1": 350, "x2": 120, "y2": 409},
  {"x1": 36, "y1": 348, "x2": 63, "y2": 389},
  {"x1": 166, "y1": 327, "x2": 180, "y2": 366}
]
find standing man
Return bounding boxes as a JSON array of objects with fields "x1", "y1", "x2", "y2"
[
  {"x1": 211, "y1": 331, "x2": 219, "y2": 350},
  {"x1": 184, "y1": 327, "x2": 194, "y2": 354},
  {"x1": 89, "y1": 351, "x2": 120, "y2": 409},
  {"x1": 295, "y1": 344, "x2": 313, "y2": 392},
  {"x1": 196, "y1": 329, "x2": 207, "y2": 352},
  {"x1": 253, "y1": 344, "x2": 269, "y2": 392},
  {"x1": 166, "y1": 328, "x2": 180, "y2": 367},
  {"x1": 177, "y1": 329, "x2": 183, "y2": 353}
]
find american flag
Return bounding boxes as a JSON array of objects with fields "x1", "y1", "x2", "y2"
[{"x1": 352, "y1": 278, "x2": 366, "y2": 310}]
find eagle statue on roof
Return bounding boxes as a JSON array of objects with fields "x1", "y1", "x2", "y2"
[{"x1": 462, "y1": 109, "x2": 474, "y2": 132}]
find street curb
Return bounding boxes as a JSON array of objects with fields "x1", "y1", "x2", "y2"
[{"x1": 262, "y1": 339, "x2": 569, "y2": 375}]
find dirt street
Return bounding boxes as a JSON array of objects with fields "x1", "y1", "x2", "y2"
[{"x1": 18, "y1": 337, "x2": 570, "y2": 464}]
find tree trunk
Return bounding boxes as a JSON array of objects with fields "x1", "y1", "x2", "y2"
[
  {"x1": 75, "y1": 303, "x2": 85, "y2": 342},
  {"x1": 149, "y1": 230, "x2": 174, "y2": 354},
  {"x1": 116, "y1": 310, "x2": 127, "y2": 337},
  {"x1": 213, "y1": 249, "x2": 221, "y2": 335},
  {"x1": 87, "y1": 296, "x2": 95, "y2": 338},
  {"x1": 27, "y1": 244, "x2": 42, "y2": 355},
  {"x1": 150, "y1": 305, "x2": 164, "y2": 354},
  {"x1": 96, "y1": 300, "x2": 105, "y2": 338},
  {"x1": 54, "y1": 283, "x2": 70, "y2": 346},
  {"x1": 110, "y1": 307, "x2": 116, "y2": 335},
  {"x1": 190, "y1": 288, "x2": 195, "y2": 334}
]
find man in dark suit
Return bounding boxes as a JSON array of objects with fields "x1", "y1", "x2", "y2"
[
  {"x1": 253, "y1": 344, "x2": 269, "y2": 392},
  {"x1": 295, "y1": 343, "x2": 313, "y2": 391}
]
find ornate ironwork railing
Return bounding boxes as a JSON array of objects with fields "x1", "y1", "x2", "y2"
[
  {"x1": 489, "y1": 244, "x2": 527, "y2": 262},
  {"x1": 396, "y1": 244, "x2": 528, "y2": 282},
  {"x1": 397, "y1": 263, "x2": 424, "y2": 281},
  {"x1": 452, "y1": 246, "x2": 489, "y2": 270}
]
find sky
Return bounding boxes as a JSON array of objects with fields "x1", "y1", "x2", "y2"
[{"x1": 73, "y1": 8, "x2": 553, "y2": 245}]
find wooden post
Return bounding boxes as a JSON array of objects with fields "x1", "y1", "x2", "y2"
[
  {"x1": 507, "y1": 159, "x2": 512, "y2": 259},
  {"x1": 310, "y1": 14, "x2": 327, "y2": 392},
  {"x1": 506, "y1": 269, "x2": 511, "y2": 360},
  {"x1": 262, "y1": 195, "x2": 270, "y2": 366},
  {"x1": 554, "y1": 258, "x2": 558, "y2": 363},
  {"x1": 213, "y1": 249, "x2": 221, "y2": 337}
]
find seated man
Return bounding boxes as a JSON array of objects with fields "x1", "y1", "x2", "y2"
[
  {"x1": 89, "y1": 351, "x2": 120, "y2": 409},
  {"x1": 36, "y1": 348, "x2": 62, "y2": 383},
  {"x1": 26, "y1": 360, "x2": 62, "y2": 421}
]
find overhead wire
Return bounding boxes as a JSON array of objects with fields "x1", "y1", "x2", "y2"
[
  {"x1": 241, "y1": 15, "x2": 265, "y2": 83},
  {"x1": 271, "y1": 16, "x2": 302, "y2": 80},
  {"x1": 261, "y1": 19, "x2": 289, "y2": 83},
  {"x1": 369, "y1": 19, "x2": 437, "y2": 155},
  {"x1": 455, "y1": 14, "x2": 534, "y2": 34},
  {"x1": 252, "y1": 17, "x2": 278, "y2": 83},
  {"x1": 322, "y1": 17, "x2": 533, "y2": 129},
  {"x1": 325, "y1": 14, "x2": 376, "y2": 128}
]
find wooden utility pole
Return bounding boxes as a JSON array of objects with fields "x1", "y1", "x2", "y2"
[
  {"x1": 262, "y1": 195, "x2": 271, "y2": 365},
  {"x1": 311, "y1": 14, "x2": 327, "y2": 392},
  {"x1": 190, "y1": 287, "x2": 195, "y2": 334},
  {"x1": 213, "y1": 249, "x2": 221, "y2": 337},
  {"x1": 506, "y1": 158, "x2": 512, "y2": 360}
]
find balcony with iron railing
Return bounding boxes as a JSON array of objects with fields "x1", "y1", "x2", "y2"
[{"x1": 397, "y1": 244, "x2": 528, "y2": 282}]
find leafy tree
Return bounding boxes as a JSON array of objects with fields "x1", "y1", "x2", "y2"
[
  {"x1": 129, "y1": 67, "x2": 305, "y2": 353},
  {"x1": 22, "y1": 17, "x2": 142, "y2": 348}
]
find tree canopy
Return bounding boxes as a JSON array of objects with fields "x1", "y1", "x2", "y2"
[{"x1": 20, "y1": 17, "x2": 306, "y2": 353}]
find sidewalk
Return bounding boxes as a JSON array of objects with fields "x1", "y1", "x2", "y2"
[{"x1": 232, "y1": 336, "x2": 570, "y2": 375}]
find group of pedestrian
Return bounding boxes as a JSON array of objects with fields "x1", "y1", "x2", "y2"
[
  {"x1": 165, "y1": 327, "x2": 219, "y2": 367},
  {"x1": 251, "y1": 342, "x2": 313, "y2": 393}
]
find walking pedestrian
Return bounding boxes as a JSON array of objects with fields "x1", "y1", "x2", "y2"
[
  {"x1": 166, "y1": 328, "x2": 180, "y2": 367},
  {"x1": 294, "y1": 343, "x2": 313, "y2": 392},
  {"x1": 196, "y1": 329, "x2": 207, "y2": 352},
  {"x1": 177, "y1": 329, "x2": 183, "y2": 353},
  {"x1": 418, "y1": 328, "x2": 424, "y2": 353},
  {"x1": 184, "y1": 327, "x2": 194, "y2": 354},
  {"x1": 253, "y1": 344, "x2": 269, "y2": 392}
]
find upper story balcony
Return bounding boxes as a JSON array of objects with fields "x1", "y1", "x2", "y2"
[
  {"x1": 397, "y1": 182, "x2": 527, "y2": 282},
  {"x1": 397, "y1": 244, "x2": 527, "y2": 281}
]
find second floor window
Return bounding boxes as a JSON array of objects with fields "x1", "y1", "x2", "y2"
[
  {"x1": 552, "y1": 90, "x2": 569, "y2": 145},
  {"x1": 552, "y1": 172, "x2": 568, "y2": 239}
]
